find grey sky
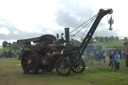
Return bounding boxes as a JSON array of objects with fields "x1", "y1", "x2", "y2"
[{"x1": 0, "y1": 0, "x2": 127, "y2": 45}]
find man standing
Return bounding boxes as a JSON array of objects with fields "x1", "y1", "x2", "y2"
[
  {"x1": 113, "y1": 51, "x2": 116, "y2": 69},
  {"x1": 115, "y1": 51, "x2": 120, "y2": 70},
  {"x1": 103, "y1": 52, "x2": 106, "y2": 63},
  {"x1": 108, "y1": 52, "x2": 113, "y2": 68},
  {"x1": 89, "y1": 51, "x2": 95, "y2": 65},
  {"x1": 96, "y1": 52, "x2": 101, "y2": 65}
]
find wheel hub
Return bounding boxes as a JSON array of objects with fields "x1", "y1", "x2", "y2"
[
  {"x1": 61, "y1": 65, "x2": 64, "y2": 69},
  {"x1": 28, "y1": 60, "x2": 32, "y2": 64}
]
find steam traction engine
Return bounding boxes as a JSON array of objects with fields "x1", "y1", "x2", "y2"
[{"x1": 17, "y1": 9, "x2": 113, "y2": 76}]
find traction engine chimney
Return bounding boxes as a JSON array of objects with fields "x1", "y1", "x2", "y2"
[{"x1": 64, "y1": 27, "x2": 69, "y2": 43}]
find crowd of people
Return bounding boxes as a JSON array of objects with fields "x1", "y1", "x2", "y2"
[
  {"x1": 87, "y1": 49, "x2": 125, "y2": 70},
  {"x1": 88, "y1": 51, "x2": 104, "y2": 65}
]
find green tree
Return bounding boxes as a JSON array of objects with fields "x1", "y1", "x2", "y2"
[
  {"x1": 11, "y1": 42, "x2": 18, "y2": 52},
  {"x1": 110, "y1": 36, "x2": 114, "y2": 42},
  {"x1": 124, "y1": 37, "x2": 128, "y2": 42},
  {"x1": 99, "y1": 36, "x2": 104, "y2": 42},
  {"x1": 2, "y1": 41, "x2": 8, "y2": 48},
  {"x1": 8, "y1": 43, "x2": 11, "y2": 47},
  {"x1": 104, "y1": 36, "x2": 109, "y2": 42},
  {"x1": 115, "y1": 37, "x2": 119, "y2": 42},
  {"x1": 94, "y1": 36, "x2": 99, "y2": 41},
  {"x1": 70, "y1": 39, "x2": 81, "y2": 46}
]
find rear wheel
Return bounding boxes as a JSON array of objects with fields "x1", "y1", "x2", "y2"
[
  {"x1": 55, "y1": 57, "x2": 71, "y2": 76},
  {"x1": 72, "y1": 58, "x2": 85, "y2": 73},
  {"x1": 21, "y1": 50, "x2": 40, "y2": 74}
]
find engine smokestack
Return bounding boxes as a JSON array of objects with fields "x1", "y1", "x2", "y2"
[{"x1": 64, "y1": 27, "x2": 69, "y2": 43}]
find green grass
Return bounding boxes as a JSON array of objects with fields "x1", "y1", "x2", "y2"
[
  {"x1": 0, "y1": 58, "x2": 128, "y2": 85},
  {"x1": 0, "y1": 48, "x2": 4, "y2": 53}
]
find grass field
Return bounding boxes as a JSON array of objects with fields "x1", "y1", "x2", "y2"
[{"x1": 0, "y1": 58, "x2": 128, "y2": 85}]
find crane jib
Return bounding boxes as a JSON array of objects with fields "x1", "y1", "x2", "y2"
[{"x1": 74, "y1": 9, "x2": 113, "y2": 61}]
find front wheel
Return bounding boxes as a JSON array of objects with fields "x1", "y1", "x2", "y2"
[
  {"x1": 72, "y1": 58, "x2": 85, "y2": 73},
  {"x1": 21, "y1": 50, "x2": 40, "y2": 74},
  {"x1": 55, "y1": 57, "x2": 71, "y2": 76}
]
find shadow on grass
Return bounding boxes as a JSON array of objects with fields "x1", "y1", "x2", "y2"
[{"x1": 22, "y1": 67, "x2": 117, "y2": 77}]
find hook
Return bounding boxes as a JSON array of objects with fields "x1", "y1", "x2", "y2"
[{"x1": 108, "y1": 15, "x2": 114, "y2": 30}]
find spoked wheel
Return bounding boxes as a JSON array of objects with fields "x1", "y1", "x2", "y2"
[
  {"x1": 72, "y1": 58, "x2": 85, "y2": 73},
  {"x1": 55, "y1": 57, "x2": 71, "y2": 76},
  {"x1": 21, "y1": 50, "x2": 40, "y2": 74}
]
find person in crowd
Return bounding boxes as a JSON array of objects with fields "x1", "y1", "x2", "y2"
[
  {"x1": 113, "y1": 51, "x2": 116, "y2": 68},
  {"x1": 97, "y1": 52, "x2": 101, "y2": 65},
  {"x1": 103, "y1": 52, "x2": 106, "y2": 63},
  {"x1": 108, "y1": 52, "x2": 113, "y2": 68},
  {"x1": 89, "y1": 50, "x2": 95, "y2": 65},
  {"x1": 115, "y1": 51, "x2": 120, "y2": 70},
  {"x1": 126, "y1": 54, "x2": 128, "y2": 67},
  {"x1": 122, "y1": 49, "x2": 125, "y2": 61}
]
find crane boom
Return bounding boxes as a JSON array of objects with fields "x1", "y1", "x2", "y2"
[{"x1": 75, "y1": 9, "x2": 113, "y2": 60}]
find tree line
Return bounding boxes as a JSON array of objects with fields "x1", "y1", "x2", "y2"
[
  {"x1": 93, "y1": 36, "x2": 120, "y2": 42},
  {"x1": 2, "y1": 36, "x2": 128, "y2": 51},
  {"x1": 94, "y1": 36, "x2": 128, "y2": 42},
  {"x1": 70, "y1": 36, "x2": 128, "y2": 46},
  {"x1": 2, "y1": 41, "x2": 24, "y2": 52}
]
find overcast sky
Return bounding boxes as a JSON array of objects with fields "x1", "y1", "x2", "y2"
[{"x1": 0, "y1": 0, "x2": 128, "y2": 45}]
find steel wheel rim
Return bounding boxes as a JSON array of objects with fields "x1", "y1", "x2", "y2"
[
  {"x1": 72, "y1": 58, "x2": 85, "y2": 73},
  {"x1": 21, "y1": 51, "x2": 39, "y2": 74},
  {"x1": 56, "y1": 57, "x2": 71, "y2": 76}
]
